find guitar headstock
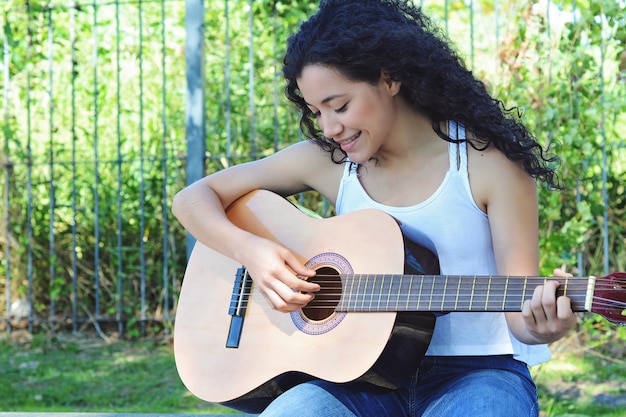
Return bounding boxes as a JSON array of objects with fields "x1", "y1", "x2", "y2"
[{"x1": 591, "y1": 272, "x2": 626, "y2": 325}]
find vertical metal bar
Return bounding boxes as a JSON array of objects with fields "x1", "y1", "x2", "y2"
[
  {"x1": 115, "y1": 0, "x2": 124, "y2": 337},
  {"x1": 468, "y1": 0, "x2": 474, "y2": 69},
  {"x1": 138, "y1": 0, "x2": 147, "y2": 336},
  {"x1": 570, "y1": 0, "x2": 584, "y2": 277},
  {"x1": 160, "y1": 0, "x2": 171, "y2": 333},
  {"x1": 3, "y1": 7, "x2": 12, "y2": 333},
  {"x1": 599, "y1": 0, "x2": 609, "y2": 275},
  {"x1": 46, "y1": 5, "x2": 57, "y2": 331},
  {"x1": 184, "y1": 0, "x2": 206, "y2": 258},
  {"x1": 444, "y1": 0, "x2": 449, "y2": 33},
  {"x1": 494, "y1": 0, "x2": 500, "y2": 76},
  {"x1": 70, "y1": 1, "x2": 79, "y2": 332},
  {"x1": 92, "y1": 0, "x2": 101, "y2": 318},
  {"x1": 224, "y1": 0, "x2": 232, "y2": 162},
  {"x1": 26, "y1": 1, "x2": 34, "y2": 334},
  {"x1": 272, "y1": 5, "x2": 279, "y2": 152},
  {"x1": 248, "y1": 0, "x2": 255, "y2": 158},
  {"x1": 546, "y1": 0, "x2": 552, "y2": 83},
  {"x1": 576, "y1": 175, "x2": 584, "y2": 276}
]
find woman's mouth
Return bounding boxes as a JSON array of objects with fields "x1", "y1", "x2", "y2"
[{"x1": 337, "y1": 132, "x2": 361, "y2": 151}]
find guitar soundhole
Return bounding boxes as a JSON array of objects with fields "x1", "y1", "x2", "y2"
[
  {"x1": 290, "y1": 251, "x2": 350, "y2": 335},
  {"x1": 302, "y1": 266, "x2": 341, "y2": 321}
]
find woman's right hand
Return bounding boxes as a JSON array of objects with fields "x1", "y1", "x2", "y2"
[{"x1": 240, "y1": 234, "x2": 320, "y2": 313}]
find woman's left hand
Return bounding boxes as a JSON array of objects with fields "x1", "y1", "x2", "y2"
[{"x1": 521, "y1": 268, "x2": 579, "y2": 344}]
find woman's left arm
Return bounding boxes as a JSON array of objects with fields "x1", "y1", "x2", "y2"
[{"x1": 470, "y1": 147, "x2": 578, "y2": 345}]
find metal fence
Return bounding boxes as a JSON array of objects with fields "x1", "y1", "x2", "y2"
[
  {"x1": 1, "y1": 0, "x2": 624, "y2": 338},
  {"x1": 1, "y1": 0, "x2": 190, "y2": 337}
]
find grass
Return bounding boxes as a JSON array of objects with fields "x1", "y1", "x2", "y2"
[
  {"x1": 532, "y1": 328, "x2": 626, "y2": 417},
  {"x1": 2, "y1": 328, "x2": 626, "y2": 416},
  {"x1": 0, "y1": 331, "x2": 239, "y2": 414}
]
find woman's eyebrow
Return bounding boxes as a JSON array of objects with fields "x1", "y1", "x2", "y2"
[{"x1": 305, "y1": 94, "x2": 347, "y2": 106}]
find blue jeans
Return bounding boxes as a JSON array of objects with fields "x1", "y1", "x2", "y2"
[{"x1": 259, "y1": 356, "x2": 539, "y2": 417}]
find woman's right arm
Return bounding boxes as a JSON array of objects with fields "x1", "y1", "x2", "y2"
[{"x1": 171, "y1": 140, "x2": 342, "y2": 312}]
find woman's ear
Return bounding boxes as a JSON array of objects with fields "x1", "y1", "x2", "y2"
[{"x1": 380, "y1": 70, "x2": 401, "y2": 96}]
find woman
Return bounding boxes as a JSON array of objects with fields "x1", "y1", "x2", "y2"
[{"x1": 172, "y1": 0, "x2": 578, "y2": 415}]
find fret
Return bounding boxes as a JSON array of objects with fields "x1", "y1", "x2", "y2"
[
  {"x1": 498, "y1": 276, "x2": 509, "y2": 310},
  {"x1": 368, "y1": 274, "x2": 376, "y2": 310},
  {"x1": 563, "y1": 277, "x2": 589, "y2": 310},
  {"x1": 364, "y1": 275, "x2": 371, "y2": 311},
  {"x1": 440, "y1": 275, "x2": 461, "y2": 311},
  {"x1": 355, "y1": 275, "x2": 363, "y2": 311},
  {"x1": 428, "y1": 275, "x2": 436, "y2": 311},
  {"x1": 350, "y1": 275, "x2": 356, "y2": 310},
  {"x1": 417, "y1": 275, "x2": 425, "y2": 310},
  {"x1": 505, "y1": 277, "x2": 525, "y2": 310},
  {"x1": 485, "y1": 276, "x2": 505, "y2": 311},
  {"x1": 361, "y1": 274, "x2": 368, "y2": 310},
  {"x1": 341, "y1": 276, "x2": 354, "y2": 311},
  {"x1": 378, "y1": 274, "x2": 385, "y2": 310},
  {"x1": 485, "y1": 276, "x2": 492, "y2": 311},
  {"x1": 456, "y1": 276, "x2": 470, "y2": 310},
  {"x1": 502, "y1": 277, "x2": 509, "y2": 310},
  {"x1": 352, "y1": 275, "x2": 359, "y2": 310},
  {"x1": 454, "y1": 276, "x2": 461, "y2": 311},
  {"x1": 385, "y1": 275, "x2": 392, "y2": 311},
  {"x1": 476, "y1": 276, "x2": 489, "y2": 310},
  {"x1": 469, "y1": 276, "x2": 477, "y2": 310},
  {"x1": 441, "y1": 275, "x2": 449, "y2": 311},
  {"x1": 374, "y1": 274, "x2": 382, "y2": 311},
  {"x1": 395, "y1": 275, "x2": 403, "y2": 311},
  {"x1": 405, "y1": 275, "x2": 413, "y2": 311},
  {"x1": 361, "y1": 275, "x2": 368, "y2": 311},
  {"x1": 375, "y1": 274, "x2": 383, "y2": 311}
]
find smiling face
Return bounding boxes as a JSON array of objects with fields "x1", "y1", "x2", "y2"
[{"x1": 296, "y1": 64, "x2": 402, "y2": 165}]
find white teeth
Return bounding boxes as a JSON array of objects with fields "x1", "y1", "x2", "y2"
[{"x1": 340, "y1": 133, "x2": 360, "y2": 145}]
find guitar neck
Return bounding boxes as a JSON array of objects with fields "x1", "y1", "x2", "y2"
[{"x1": 336, "y1": 274, "x2": 594, "y2": 313}]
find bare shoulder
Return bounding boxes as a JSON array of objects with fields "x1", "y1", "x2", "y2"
[
  {"x1": 467, "y1": 142, "x2": 537, "y2": 212},
  {"x1": 467, "y1": 141, "x2": 540, "y2": 276},
  {"x1": 263, "y1": 140, "x2": 344, "y2": 200},
  {"x1": 205, "y1": 140, "x2": 344, "y2": 206}
]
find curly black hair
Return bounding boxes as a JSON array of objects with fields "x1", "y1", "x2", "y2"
[{"x1": 282, "y1": 0, "x2": 561, "y2": 188}]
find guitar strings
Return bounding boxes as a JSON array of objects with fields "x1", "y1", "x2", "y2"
[
  {"x1": 232, "y1": 293, "x2": 626, "y2": 308},
  {"x1": 228, "y1": 275, "x2": 626, "y2": 316},
  {"x1": 230, "y1": 295, "x2": 626, "y2": 318}
]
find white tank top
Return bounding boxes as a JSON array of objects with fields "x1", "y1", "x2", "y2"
[{"x1": 335, "y1": 122, "x2": 551, "y2": 366}]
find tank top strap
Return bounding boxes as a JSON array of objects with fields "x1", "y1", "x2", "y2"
[
  {"x1": 448, "y1": 120, "x2": 468, "y2": 173},
  {"x1": 348, "y1": 161, "x2": 358, "y2": 176}
]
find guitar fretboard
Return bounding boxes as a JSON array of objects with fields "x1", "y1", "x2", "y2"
[{"x1": 335, "y1": 275, "x2": 594, "y2": 313}]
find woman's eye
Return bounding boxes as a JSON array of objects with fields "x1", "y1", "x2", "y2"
[
  {"x1": 335, "y1": 103, "x2": 348, "y2": 113},
  {"x1": 307, "y1": 107, "x2": 321, "y2": 118}
]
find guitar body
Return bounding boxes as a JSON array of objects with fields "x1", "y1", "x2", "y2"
[{"x1": 174, "y1": 190, "x2": 439, "y2": 412}]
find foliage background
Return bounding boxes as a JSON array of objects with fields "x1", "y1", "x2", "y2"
[{"x1": 0, "y1": 0, "x2": 625, "y2": 344}]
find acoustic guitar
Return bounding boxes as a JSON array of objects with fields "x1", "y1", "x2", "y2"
[{"x1": 174, "y1": 189, "x2": 626, "y2": 413}]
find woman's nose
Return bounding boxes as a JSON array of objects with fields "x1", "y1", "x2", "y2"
[{"x1": 321, "y1": 114, "x2": 343, "y2": 139}]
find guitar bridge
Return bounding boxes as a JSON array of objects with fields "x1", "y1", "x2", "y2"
[{"x1": 226, "y1": 266, "x2": 253, "y2": 348}]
